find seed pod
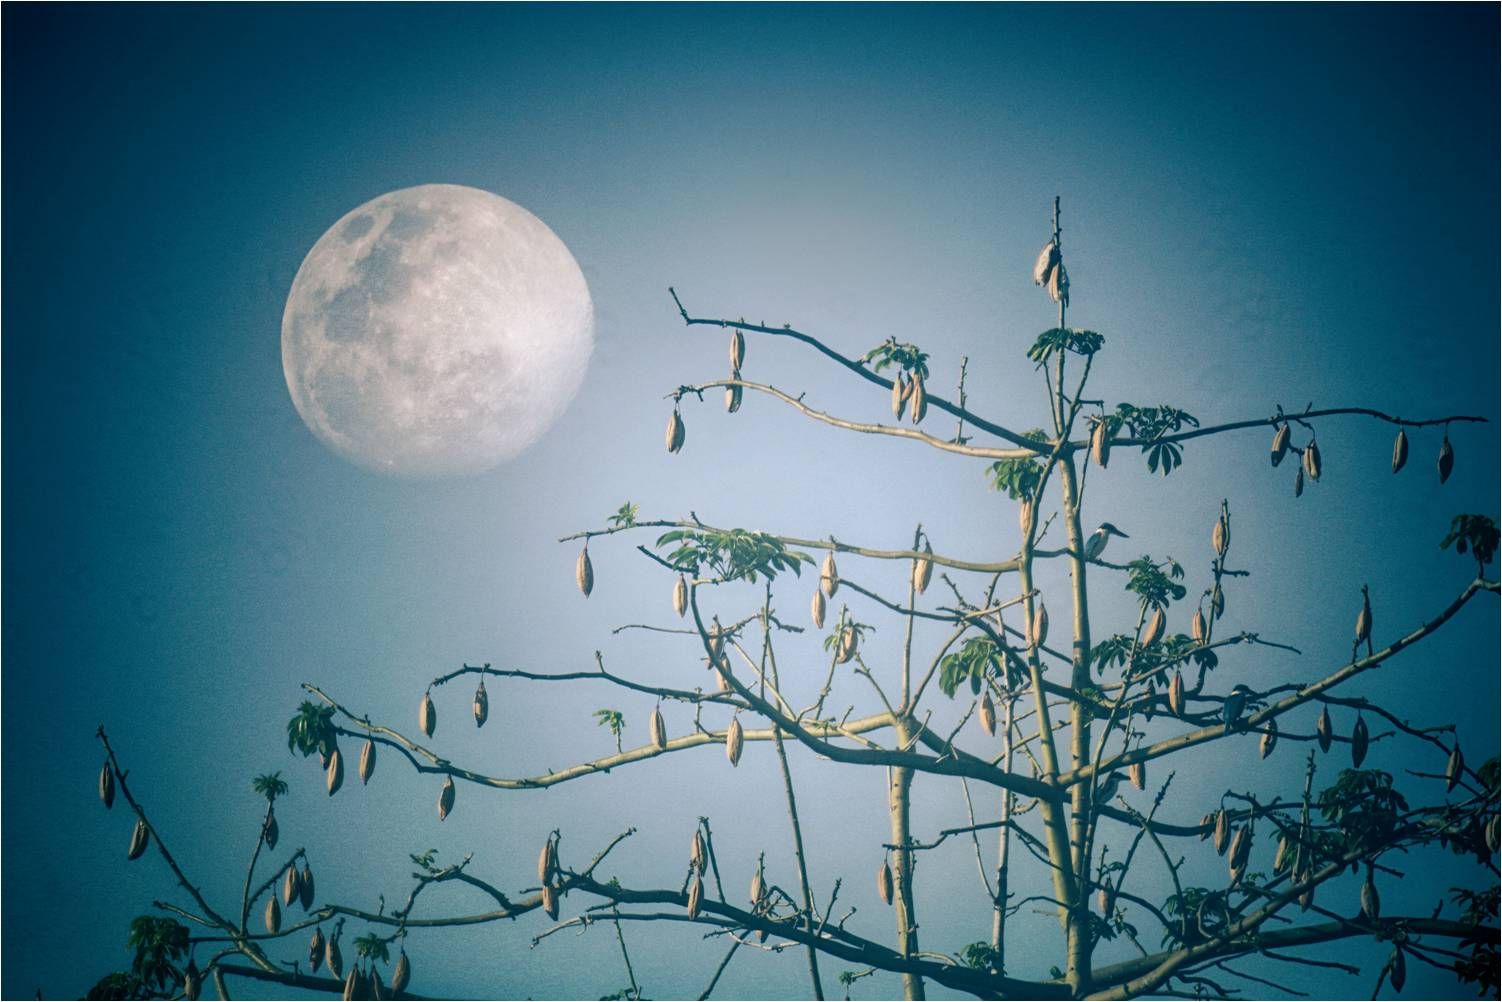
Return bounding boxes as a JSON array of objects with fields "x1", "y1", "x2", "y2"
[
  {"x1": 309, "y1": 928, "x2": 325, "y2": 972},
  {"x1": 1019, "y1": 499, "x2": 1034, "y2": 539},
  {"x1": 729, "y1": 330, "x2": 745, "y2": 371},
  {"x1": 1351, "y1": 716, "x2": 1369, "y2": 768},
  {"x1": 1142, "y1": 679, "x2": 1157, "y2": 721},
  {"x1": 979, "y1": 692, "x2": 996, "y2": 736},
  {"x1": 183, "y1": 958, "x2": 202, "y2": 1001},
  {"x1": 264, "y1": 895, "x2": 281, "y2": 935},
  {"x1": 371, "y1": 969, "x2": 387, "y2": 1002},
  {"x1": 359, "y1": 739, "x2": 377, "y2": 785},
  {"x1": 1294, "y1": 464, "x2": 1305, "y2": 497},
  {"x1": 418, "y1": 692, "x2": 437, "y2": 739},
  {"x1": 890, "y1": 374, "x2": 907, "y2": 419},
  {"x1": 1129, "y1": 759, "x2": 1146, "y2": 791},
  {"x1": 1047, "y1": 261, "x2": 1070, "y2": 306},
  {"x1": 1091, "y1": 419, "x2": 1112, "y2": 468},
  {"x1": 686, "y1": 876, "x2": 704, "y2": 919},
  {"x1": 99, "y1": 762, "x2": 115, "y2": 809},
  {"x1": 1139, "y1": 608, "x2": 1165, "y2": 647},
  {"x1": 1360, "y1": 872, "x2": 1380, "y2": 920},
  {"x1": 542, "y1": 882, "x2": 560, "y2": 920},
  {"x1": 326, "y1": 934, "x2": 344, "y2": 980},
  {"x1": 1190, "y1": 609, "x2": 1207, "y2": 644},
  {"x1": 1030, "y1": 603, "x2": 1049, "y2": 648},
  {"x1": 1390, "y1": 946, "x2": 1406, "y2": 993},
  {"x1": 716, "y1": 663, "x2": 732, "y2": 693},
  {"x1": 1303, "y1": 440, "x2": 1322, "y2": 481},
  {"x1": 1446, "y1": 745, "x2": 1464, "y2": 792},
  {"x1": 1032, "y1": 241, "x2": 1059, "y2": 286},
  {"x1": 820, "y1": 552, "x2": 838, "y2": 597},
  {"x1": 1316, "y1": 707, "x2": 1333, "y2": 753},
  {"x1": 835, "y1": 624, "x2": 857, "y2": 664},
  {"x1": 1298, "y1": 869, "x2": 1314, "y2": 911},
  {"x1": 1270, "y1": 423, "x2": 1290, "y2": 467},
  {"x1": 538, "y1": 837, "x2": 557, "y2": 883},
  {"x1": 1260, "y1": 719, "x2": 1278, "y2": 759},
  {"x1": 1212, "y1": 517, "x2": 1228, "y2": 557},
  {"x1": 1211, "y1": 584, "x2": 1225, "y2": 620},
  {"x1": 1485, "y1": 815, "x2": 1499, "y2": 854},
  {"x1": 1355, "y1": 591, "x2": 1372, "y2": 645},
  {"x1": 666, "y1": 409, "x2": 685, "y2": 453},
  {"x1": 1213, "y1": 810, "x2": 1230, "y2": 856},
  {"x1": 283, "y1": 864, "x2": 300, "y2": 906},
  {"x1": 912, "y1": 543, "x2": 933, "y2": 594},
  {"x1": 473, "y1": 680, "x2": 489, "y2": 728},
  {"x1": 1198, "y1": 814, "x2": 1213, "y2": 841},
  {"x1": 690, "y1": 829, "x2": 706, "y2": 872},
  {"x1": 265, "y1": 811, "x2": 280, "y2": 851},
  {"x1": 909, "y1": 374, "x2": 927, "y2": 423},
  {"x1": 342, "y1": 965, "x2": 358, "y2": 1001},
  {"x1": 650, "y1": 707, "x2": 667, "y2": 751},
  {"x1": 673, "y1": 575, "x2": 688, "y2": 618},
  {"x1": 1229, "y1": 826, "x2": 1251, "y2": 873},
  {"x1": 1274, "y1": 835, "x2": 1291, "y2": 873},
  {"x1": 127, "y1": 819, "x2": 150, "y2": 861},
  {"x1": 437, "y1": 777, "x2": 456, "y2": 821},
  {"x1": 877, "y1": 860, "x2": 894, "y2": 905},
  {"x1": 391, "y1": 950, "x2": 411, "y2": 996},
  {"x1": 300, "y1": 864, "x2": 315, "y2": 911},
  {"x1": 1391, "y1": 429, "x2": 1409, "y2": 473},
  {"x1": 726, "y1": 717, "x2": 744, "y2": 767},
  {"x1": 576, "y1": 547, "x2": 594, "y2": 597},
  {"x1": 1437, "y1": 434, "x2": 1455, "y2": 483},
  {"x1": 725, "y1": 383, "x2": 742, "y2": 413},
  {"x1": 1168, "y1": 671, "x2": 1186, "y2": 717},
  {"x1": 750, "y1": 869, "x2": 765, "y2": 905}
]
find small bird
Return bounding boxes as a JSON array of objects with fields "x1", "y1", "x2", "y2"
[
  {"x1": 1084, "y1": 522, "x2": 1130, "y2": 562},
  {"x1": 1223, "y1": 685, "x2": 1253, "y2": 728},
  {"x1": 1092, "y1": 771, "x2": 1125, "y2": 807}
]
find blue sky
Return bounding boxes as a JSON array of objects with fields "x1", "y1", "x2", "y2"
[{"x1": 3, "y1": 5, "x2": 1498, "y2": 999}]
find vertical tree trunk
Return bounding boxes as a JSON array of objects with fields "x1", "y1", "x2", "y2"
[
  {"x1": 990, "y1": 695, "x2": 1015, "y2": 965},
  {"x1": 1059, "y1": 456, "x2": 1095, "y2": 997},
  {"x1": 889, "y1": 718, "x2": 925, "y2": 1001}
]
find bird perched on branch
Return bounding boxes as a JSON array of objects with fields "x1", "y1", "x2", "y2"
[
  {"x1": 1223, "y1": 684, "x2": 1253, "y2": 729},
  {"x1": 1092, "y1": 771, "x2": 1125, "y2": 807},
  {"x1": 1084, "y1": 522, "x2": 1129, "y2": 562}
]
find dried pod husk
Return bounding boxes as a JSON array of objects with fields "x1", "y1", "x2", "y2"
[
  {"x1": 716, "y1": 662, "x2": 732, "y2": 693},
  {"x1": 1355, "y1": 594, "x2": 1372, "y2": 644},
  {"x1": 1316, "y1": 707, "x2": 1333, "y2": 753},
  {"x1": 1228, "y1": 826, "x2": 1251, "y2": 877},
  {"x1": 749, "y1": 870, "x2": 765, "y2": 905},
  {"x1": 1090, "y1": 419, "x2": 1112, "y2": 469},
  {"x1": 1213, "y1": 810, "x2": 1230, "y2": 856},
  {"x1": 1274, "y1": 835, "x2": 1292, "y2": 873},
  {"x1": 342, "y1": 964, "x2": 358, "y2": 1002},
  {"x1": 820, "y1": 552, "x2": 839, "y2": 597},
  {"x1": 890, "y1": 374, "x2": 908, "y2": 419},
  {"x1": 1297, "y1": 869, "x2": 1315, "y2": 912},
  {"x1": 1030, "y1": 603, "x2": 1049, "y2": 648},
  {"x1": 1019, "y1": 499, "x2": 1034, "y2": 539},
  {"x1": 127, "y1": 819, "x2": 150, "y2": 861},
  {"x1": 1047, "y1": 261, "x2": 1070, "y2": 306},
  {"x1": 437, "y1": 776, "x2": 456, "y2": 821},
  {"x1": 419, "y1": 692, "x2": 436, "y2": 738},
  {"x1": 391, "y1": 950, "x2": 411, "y2": 996},
  {"x1": 912, "y1": 543, "x2": 933, "y2": 594},
  {"x1": 650, "y1": 707, "x2": 667, "y2": 751},
  {"x1": 1390, "y1": 946, "x2": 1407, "y2": 993},
  {"x1": 326, "y1": 935, "x2": 344, "y2": 980},
  {"x1": 909, "y1": 374, "x2": 927, "y2": 423},
  {"x1": 1485, "y1": 815, "x2": 1499, "y2": 854},
  {"x1": 1294, "y1": 464, "x2": 1305, "y2": 497},
  {"x1": 183, "y1": 959, "x2": 202, "y2": 1002},
  {"x1": 283, "y1": 864, "x2": 300, "y2": 906},
  {"x1": 726, "y1": 717, "x2": 744, "y2": 767},
  {"x1": 359, "y1": 739, "x2": 377, "y2": 785},
  {"x1": 1191, "y1": 609, "x2": 1207, "y2": 644},
  {"x1": 538, "y1": 836, "x2": 557, "y2": 883},
  {"x1": 309, "y1": 928, "x2": 325, "y2": 972},
  {"x1": 725, "y1": 382, "x2": 742, "y2": 413},
  {"x1": 326, "y1": 748, "x2": 345, "y2": 796},
  {"x1": 1303, "y1": 440, "x2": 1322, "y2": 481},
  {"x1": 99, "y1": 762, "x2": 115, "y2": 809},
  {"x1": 576, "y1": 547, "x2": 594, "y2": 597},
  {"x1": 1211, "y1": 583, "x2": 1225, "y2": 620},
  {"x1": 1129, "y1": 759, "x2": 1146, "y2": 792},
  {"x1": 1446, "y1": 745, "x2": 1464, "y2": 792},
  {"x1": 686, "y1": 875, "x2": 704, "y2": 919},
  {"x1": 1142, "y1": 679, "x2": 1157, "y2": 721},
  {"x1": 371, "y1": 968, "x2": 387, "y2": 1002},
  {"x1": 262, "y1": 894, "x2": 281, "y2": 935},
  {"x1": 1198, "y1": 814, "x2": 1213, "y2": 841},
  {"x1": 1097, "y1": 880, "x2": 1114, "y2": 914},
  {"x1": 265, "y1": 811, "x2": 280, "y2": 851},
  {"x1": 473, "y1": 680, "x2": 489, "y2": 728},
  {"x1": 542, "y1": 882, "x2": 560, "y2": 920},
  {"x1": 1391, "y1": 429, "x2": 1409, "y2": 473},
  {"x1": 690, "y1": 829, "x2": 706, "y2": 873},
  {"x1": 877, "y1": 861, "x2": 894, "y2": 905},
  {"x1": 1168, "y1": 671, "x2": 1186, "y2": 717},
  {"x1": 1139, "y1": 608, "x2": 1166, "y2": 647},
  {"x1": 1260, "y1": 719, "x2": 1278, "y2": 759},
  {"x1": 666, "y1": 409, "x2": 686, "y2": 453},
  {"x1": 1270, "y1": 423, "x2": 1291, "y2": 467},
  {"x1": 1032, "y1": 241, "x2": 1059, "y2": 286},
  {"x1": 1351, "y1": 716, "x2": 1369, "y2": 768},
  {"x1": 979, "y1": 692, "x2": 996, "y2": 736},
  {"x1": 1360, "y1": 872, "x2": 1380, "y2": 920},
  {"x1": 673, "y1": 575, "x2": 688, "y2": 618},
  {"x1": 834, "y1": 624, "x2": 857, "y2": 663},
  {"x1": 1438, "y1": 435, "x2": 1455, "y2": 483},
  {"x1": 299, "y1": 864, "x2": 316, "y2": 911},
  {"x1": 729, "y1": 331, "x2": 745, "y2": 371}
]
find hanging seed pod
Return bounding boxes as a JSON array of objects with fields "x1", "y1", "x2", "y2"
[
  {"x1": 686, "y1": 875, "x2": 704, "y2": 919},
  {"x1": 1031, "y1": 603, "x2": 1049, "y2": 648},
  {"x1": 326, "y1": 935, "x2": 344, "y2": 980},
  {"x1": 1390, "y1": 946, "x2": 1407, "y2": 993},
  {"x1": 877, "y1": 860, "x2": 894, "y2": 905},
  {"x1": 1091, "y1": 419, "x2": 1112, "y2": 468},
  {"x1": 725, "y1": 383, "x2": 743, "y2": 413},
  {"x1": 716, "y1": 663, "x2": 732, "y2": 693},
  {"x1": 1298, "y1": 868, "x2": 1314, "y2": 911},
  {"x1": 1260, "y1": 719, "x2": 1278, "y2": 759},
  {"x1": 1485, "y1": 815, "x2": 1499, "y2": 854},
  {"x1": 749, "y1": 870, "x2": 764, "y2": 905},
  {"x1": 1294, "y1": 464, "x2": 1305, "y2": 497},
  {"x1": 1274, "y1": 835, "x2": 1292, "y2": 873},
  {"x1": 1198, "y1": 814, "x2": 1213, "y2": 841},
  {"x1": 1129, "y1": 759, "x2": 1146, "y2": 791},
  {"x1": 264, "y1": 895, "x2": 281, "y2": 935},
  {"x1": 1191, "y1": 609, "x2": 1207, "y2": 644},
  {"x1": 371, "y1": 969, "x2": 387, "y2": 1002},
  {"x1": 127, "y1": 819, "x2": 150, "y2": 861},
  {"x1": 1446, "y1": 745, "x2": 1464, "y2": 792},
  {"x1": 1211, "y1": 583, "x2": 1225, "y2": 620},
  {"x1": 1438, "y1": 435, "x2": 1455, "y2": 483},
  {"x1": 1230, "y1": 827, "x2": 1251, "y2": 872},
  {"x1": 359, "y1": 739, "x2": 377, "y2": 785},
  {"x1": 690, "y1": 829, "x2": 706, "y2": 873},
  {"x1": 473, "y1": 680, "x2": 489, "y2": 728},
  {"x1": 1142, "y1": 679, "x2": 1157, "y2": 721},
  {"x1": 1047, "y1": 262, "x2": 1070, "y2": 305},
  {"x1": 666, "y1": 410, "x2": 686, "y2": 453},
  {"x1": 1303, "y1": 440, "x2": 1322, "y2": 481},
  {"x1": 391, "y1": 950, "x2": 411, "y2": 996},
  {"x1": 890, "y1": 374, "x2": 907, "y2": 419},
  {"x1": 909, "y1": 374, "x2": 928, "y2": 424},
  {"x1": 437, "y1": 777, "x2": 456, "y2": 821},
  {"x1": 1169, "y1": 671, "x2": 1186, "y2": 717},
  {"x1": 1392, "y1": 429, "x2": 1409, "y2": 473},
  {"x1": 283, "y1": 864, "x2": 300, "y2": 907},
  {"x1": 1033, "y1": 241, "x2": 1059, "y2": 286},
  {"x1": 419, "y1": 692, "x2": 436, "y2": 738},
  {"x1": 1213, "y1": 810, "x2": 1230, "y2": 855},
  {"x1": 300, "y1": 863, "x2": 316, "y2": 911},
  {"x1": 838, "y1": 624, "x2": 859, "y2": 663},
  {"x1": 1270, "y1": 423, "x2": 1291, "y2": 467},
  {"x1": 1212, "y1": 516, "x2": 1229, "y2": 557},
  {"x1": 673, "y1": 575, "x2": 688, "y2": 618},
  {"x1": 576, "y1": 547, "x2": 594, "y2": 597},
  {"x1": 538, "y1": 836, "x2": 557, "y2": 883},
  {"x1": 326, "y1": 748, "x2": 345, "y2": 796},
  {"x1": 1096, "y1": 879, "x2": 1113, "y2": 914},
  {"x1": 726, "y1": 717, "x2": 744, "y2": 767},
  {"x1": 309, "y1": 927, "x2": 325, "y2": 973},
  {"x1": 1360, "y1": 872, "x2": 1380, "y2": 920},
  {"x1": 1351, "y1": 716, "x2": 1370, "y2": 768},
  {"x1": 98, "y1": 762, "x2": 115, "y2": 809},
  {"x1": 912, "y1": 542, "x2": 933, "y2": 594},
  {"x1": 808, "y1": 587, "x2": 827, "y2": 629},
  {"x1": 1355, "y1": 589, "x2": 1372, "y2": 645},
  {"x1": 1019, "y1": 499, "x2": 1034, "y2": 539},
  {"x1": 1316, "y1": 707, "x2": 1333, "y2": 753},
  {"x1": 342, "y1": 965, "x2": 358, "y2": 1002},
  {"x1": 265, "y1": 811, "x2": 280, "y2": 851},
  {"x1": 820, "y1": 552, "x2": 839, "y2": 597},
  {"x1": 183, "y1": 958, "x2": 202, "y2": 1002},
  {"x1": 978, "y1": 691, "x2": 996, "y2": 736},
  {"x1": 650, "y1": 706, "x2": 667, "y2": 751},
  {"x1": 1139, "y1": 608, "x2": 1166, "y2": 647},
  {"x1": 542, "y1": 883, "x2": 560, "y2": 920},
  {"x1": 729, "y1": 330, "x2": 745, "y2": 371}
]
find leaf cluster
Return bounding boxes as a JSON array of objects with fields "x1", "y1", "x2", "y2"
[
  {"x1": 1114, "y1": 404, "x2": 1200, "y2": 476},
  {"x1": 654, "y1": 528, "x2": 810, "y2": 583},
  {"x1": 937, "y1": 636, "x2": 1022, "y2": 698},
  {"x1": 607, "y1": 502, "x2": 638, "y2": 530},
  {"x1": 1441, "y1": 514, "x2": 1498, "y2": 567},
  {"x1": 1026, "y1": 327, "x2": 1104, "y2": 365},
  {"x1": 1124, "y1": 558, "x2": 1186, "y2": 610},
  {"x1": 985, "y1": 429, "x2": 1051, "y2": 500},
  {"x1": 860, "y1": 337, "x2": 930, "y2": 379},
  {"x1": 286, "y1": 702, "x2": 338, "y2": 759},
  {"x1": 594, "y1": 709, "x2": 625, "y2": 738},
  {"x1": 352, "y1": 932, "x2": 390, "y2": 963},
  {"x1": 126, "y1": 915, "x2": 188, "y2": 994},
  {"x1": 252, "y1": 772, "x2": 288, "y2": 802},
  {"x1": 1318, "y1": 769, "x2": 1409, "y2": 854}
]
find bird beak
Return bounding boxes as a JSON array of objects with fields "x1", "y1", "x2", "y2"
[{"x1": 1112, "y1": 527, "x2": 1129, "y2": 538}]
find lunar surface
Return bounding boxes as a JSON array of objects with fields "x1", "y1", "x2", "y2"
[{"x1": 281, "y1": 184, "x2": 593, "y2": 477}]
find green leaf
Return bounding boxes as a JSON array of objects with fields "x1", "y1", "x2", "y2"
[
  {"x1": 252, "y1": 772, "x2": 288, "y2": 802},
  {"x1": 1026, "y1": 327, "x2": 1105, "y2": 365},
  {"x1": 286, "y1": 702, "x2": 337, "y2": 758},
  {"x1": 607, "y1": 502, "x2": 639, "y2": 530},
  {"x1": 1440, "y1": 514, "x2": 1499, "y2": 566}
]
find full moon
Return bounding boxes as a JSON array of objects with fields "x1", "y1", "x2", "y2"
[{"x1": 282, "y1": 184, "x2": 593, "y2": 477}]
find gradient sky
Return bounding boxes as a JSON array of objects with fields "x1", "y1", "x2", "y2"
[{"x1": 3, "y1": 5, "x2": 1498, "y2": 1000}]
